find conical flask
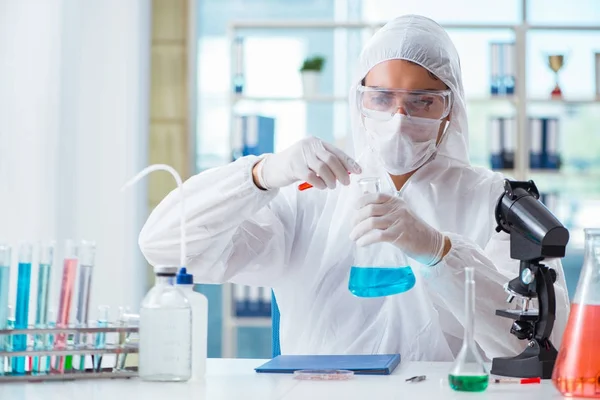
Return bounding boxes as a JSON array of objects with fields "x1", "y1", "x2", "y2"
[
  {"x1": 552, "y1": 228, "x2": 600, "y2": 398},
  {"x1": 348, "y1": 177, "x2": 415, "y2": 297},
  {"x1": 448, "y1": 267, "x2": 489, "y2": 392}
]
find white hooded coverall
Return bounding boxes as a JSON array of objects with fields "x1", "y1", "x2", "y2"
[{"x1": 139, "y1": 15, "x2": 570, "y2": 361}]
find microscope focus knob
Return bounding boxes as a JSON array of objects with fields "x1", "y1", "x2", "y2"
[
  {"x1": 521, "y1": 268, "x2": 535, "y2": 285},
  {"x1": 510, "y1": 321, "x2": 534, "y2": 340},
  {"x1": 549, "y1": 268, "x2": 557, "y2": 283}
]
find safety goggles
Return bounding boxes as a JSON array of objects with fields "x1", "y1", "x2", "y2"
[{"x1": 357, "y1": 85, "x2": 452, "y2": 121}]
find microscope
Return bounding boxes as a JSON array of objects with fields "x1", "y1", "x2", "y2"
[{"x1": 490, "y1": 180, "x2": 570, "y2": 379}]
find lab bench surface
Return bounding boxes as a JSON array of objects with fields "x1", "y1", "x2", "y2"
[{"x1": 0, "y1": 358, "x2": 564, "y2": 399}]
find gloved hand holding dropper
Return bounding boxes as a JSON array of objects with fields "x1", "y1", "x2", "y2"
[{"x1": 252, "y1": 137, "x2": 362, "y2": 191}]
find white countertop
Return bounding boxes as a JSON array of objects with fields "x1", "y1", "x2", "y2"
[{"x1": 0, "y1": 358, "x2": 564, "y2": 399}]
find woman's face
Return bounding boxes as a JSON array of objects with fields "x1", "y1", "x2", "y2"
[{"x1": 363, "y1": 59, "x2": 450, "y2": 144}]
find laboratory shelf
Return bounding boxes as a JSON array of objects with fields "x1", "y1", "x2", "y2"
[
  {"x1": 229, "y1": 20, "x2": 517, "y2": 31},
  {"x1": 529, "y1": 169, "x2": 600, "y2": 178},
  {"x1": 527, "y1": 24, "x2": 600, "y2": 31},
  {"x1": 228, "y1": 317, "x2": 272, "y2": 328},
  {"x1": 527, "y1": 97, "x2": 600, "y2": 105},
  {"x1": 493, "y1": 169, "x2": 517, "y2": 176},
  {"x1": 232, "y1": 95, "x2": 347, "y2": 102},
  {"x1": 230, "y1": 21, "x2": 600, "y2": 32}
]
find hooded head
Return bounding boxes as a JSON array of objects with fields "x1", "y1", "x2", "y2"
[{"x1": 349, "y1": 15, "x2": 470, "y2": 173}]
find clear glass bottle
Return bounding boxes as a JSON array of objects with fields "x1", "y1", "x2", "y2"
[
  {"x1": 448, "y1": 267, "x2": 489, "y2": 392},
  {"x1": 139, "y1": 266, "x2": 191, "y2": 382},
  {"x1": 348, "y1": 177, "x2": 416, "y2": 297},
  {"x1": 552, "y1": 228, "x2": 600, "y2": 398}
]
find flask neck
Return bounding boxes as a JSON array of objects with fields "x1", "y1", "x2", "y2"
[
  {"x1": 584, "y1": 231, "x2": 600, "y2": 259},
  {"x1": 463, "y1": 278, "x2": 476, "y2": 344},
  {"x1": 574, "y1": 230, "x2": 600, "y2": 305}
]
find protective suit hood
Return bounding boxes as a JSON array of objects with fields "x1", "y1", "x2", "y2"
[{"x1": 349, "y1": 14, "x2": 470, "y2": 167}]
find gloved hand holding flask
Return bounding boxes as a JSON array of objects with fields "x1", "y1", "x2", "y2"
[
  {"x1": 350, "y1": 192, "x2": 449, "y2": 266},
  {"x1": 349, "y1": 177, "x2": 416, "y2": 297}
]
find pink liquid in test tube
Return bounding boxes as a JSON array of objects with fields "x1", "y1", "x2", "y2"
[{"x1": 53, "y1": 240, "x2": 78, "y2": 373}]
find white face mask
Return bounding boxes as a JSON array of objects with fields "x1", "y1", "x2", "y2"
[{"x1": 363, "y1": 114, "x2": 447, "y2": 175}]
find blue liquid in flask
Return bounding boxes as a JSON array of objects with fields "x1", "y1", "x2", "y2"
[{"x1": 348, "y1": 266, "x2": 416, "y2": 297}]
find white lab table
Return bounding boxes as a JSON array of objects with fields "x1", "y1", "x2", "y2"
[{"x1": 0, "y1": 358, "x2": 564, "y2": 399}]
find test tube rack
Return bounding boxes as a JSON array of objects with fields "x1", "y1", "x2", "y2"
[{"x1": 0, "y1": 324, "x2": 138, "y2": 382}]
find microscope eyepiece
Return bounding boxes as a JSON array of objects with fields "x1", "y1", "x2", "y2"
[{"x1": 494, "y1": 179, "x2": 569, "y2": 261}]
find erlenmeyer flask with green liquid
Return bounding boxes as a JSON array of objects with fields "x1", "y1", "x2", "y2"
[{"x1": 448, "y1": 267, "x2": 489, "y2": 392}]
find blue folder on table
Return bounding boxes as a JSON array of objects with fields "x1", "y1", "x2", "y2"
[{"x1": 255, "y1": 354, "x2": 401, "y2": 375}]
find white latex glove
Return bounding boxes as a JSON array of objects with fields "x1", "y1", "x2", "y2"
[
  {"x1": 257, "y1": 137, "x2": 362, "y2": 190},
  {"x1": 349, "y1": 192, "x2": 448, "y2": 266}
]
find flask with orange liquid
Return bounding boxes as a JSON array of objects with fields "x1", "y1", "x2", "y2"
[{"x1": 552, "y1": 228, "x2": 600, "y2": 398}]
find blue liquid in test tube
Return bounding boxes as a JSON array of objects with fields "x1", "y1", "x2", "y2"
[
  {"x1": 33, "y1": 242, "x2": 54, "y2": 374},
  {"x1": 13, "y1": 244, "x2": 33, "y2": 374},
  {"x1": 93, "y1": 305, "x2": 109, "y2": 372},
  {"x1": 5, "y1": 306, "x2": 15, "y2": 374},
  {"x1": 0, "y1": 245, "x2": 11, "y2": 375}
]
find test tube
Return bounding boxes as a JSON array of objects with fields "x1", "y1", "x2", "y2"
[
  {"x1": 13, "y1": 243, "x2": 33, "y2": 374},
  {"x1": 75, "y1": 240, "x2": 96, "y2": 371},
  {"x1": 114, "y1": 306, "x2": 129, "y2": 371},
  {"x1": 93, "y1": 305, "x2": 109, "y2": 372},
  {"x1": 33, "y1": 242, "x2": 54, "y2": 374},
  {"x1": 54, "y1": 240, "x2": 78, "y2": 373},
  {"x1": 5, "y1": 305, "x2": 15, "y2": 373},
  {"x1": 122, "y1": 312, "x2": 139, "y2": 370},
  {"x1": 45, "y1": 309, "x2": 56, "y2": 372},
  {"x1": 0, "y1": 245, "x2": 11, "y2": 375}
]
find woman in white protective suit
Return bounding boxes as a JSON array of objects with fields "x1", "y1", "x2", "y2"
[{"x1": 139, "y1": 15, "x2": 570, "y2": 360}]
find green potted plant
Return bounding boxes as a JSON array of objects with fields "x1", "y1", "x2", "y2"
[{"x1": 300, "y1": 55, "x2": 325, "y2": 97}]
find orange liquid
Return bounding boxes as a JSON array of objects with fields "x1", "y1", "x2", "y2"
[{"x1": 552, "y1": 303, "x2": 600, "y2": 398}]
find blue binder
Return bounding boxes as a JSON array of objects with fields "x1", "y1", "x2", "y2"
[
  {"x1": 255, "y1": 354, "x2": 401, "y2": 375},
  {"x1": 231, "y1": 115, "x2": 275, "y2": 161}
]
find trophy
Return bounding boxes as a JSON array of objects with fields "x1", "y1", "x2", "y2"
[{"x1": 547, "y1": 54, "x2": 565, "y2": 98}]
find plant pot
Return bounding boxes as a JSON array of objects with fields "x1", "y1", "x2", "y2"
[{"x1": 301, "y1": 71, "x2": 321, "y2": 97}]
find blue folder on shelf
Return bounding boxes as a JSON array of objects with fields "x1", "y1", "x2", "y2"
[{"x1": 255, "y1": 354, "x2": 401, "y2": 375}]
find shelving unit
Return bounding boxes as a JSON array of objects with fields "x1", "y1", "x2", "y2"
[
  {"x1": 221, "y1": 285, "x2": 271, "y2": 358},
  {"x1": 221, "y1": 3, "x2": 600, "y2": 358}
]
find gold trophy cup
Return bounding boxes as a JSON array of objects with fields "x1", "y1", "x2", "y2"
[{"x1": 547, "y1": 54, "x2": 565, "y2": 98}]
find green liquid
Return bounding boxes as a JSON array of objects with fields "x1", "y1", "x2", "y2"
[
  {"x1": 448, "y1": 374, "x2": 489, "y2": 392},
  {"x1": 65, "y1": 355, "x2": 72, "y2": 370}
]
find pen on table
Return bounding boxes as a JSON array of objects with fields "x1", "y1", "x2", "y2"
[
  {"x1": 406, "y1": 375, "x2": 426, "y2": 382},
  {"x1": 494, "y1": 377, "x2": 541, "y2": 384}
]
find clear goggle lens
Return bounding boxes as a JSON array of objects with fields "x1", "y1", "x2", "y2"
[{"x1": 358, "y1": 85, "x2": 452, "y2": 121}]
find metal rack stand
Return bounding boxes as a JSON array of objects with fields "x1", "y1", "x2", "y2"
[{"x1": 0, "y1": 325, "x2": 138, "y2": 382}]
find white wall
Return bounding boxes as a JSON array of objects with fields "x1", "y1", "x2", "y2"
[{"x1": 0, "y1": 0, "x2": 150, "y2": 320}]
